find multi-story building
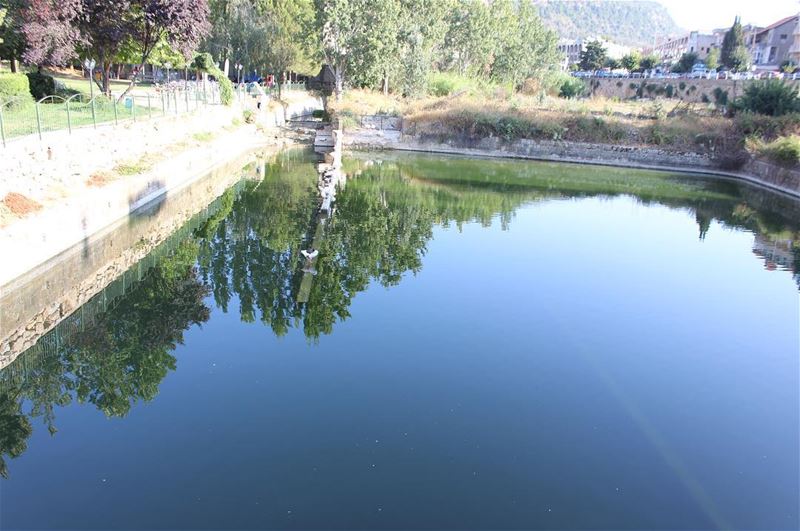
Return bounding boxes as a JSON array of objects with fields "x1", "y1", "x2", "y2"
[
  {"x1": 557, "y1": 39, "x2": 583, "y2": 69},
  {"x1": 751, "y1": 15, "x2": 800, "y2": 69},
  {"x1": 645, "y1": 31, "x2": 717, "y2": 62},
  {"x1": 557, "y1": 38, "x2": 631, "y2": 69}
]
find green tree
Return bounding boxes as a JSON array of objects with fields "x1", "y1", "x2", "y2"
[
  {"x1": 489, "y1": 0, "x2": 558, "y2": 89},
  {"x1": 735, "y1": 80, "x2": 800, "y2": 116},
  {"x1": 578, "y1": 40, "x2": 607, "y2": 71},
  {"x1": 0, "y1": 0, "x2": 24, "y2": 73},
  {"x1": 621, "y1": 51, "x2": 641, "y2": 72},
  {"x1": 639, "y1": 54, "x2": 658, "y2": 71},
  {"x1": 721, "y1": 17, "x2": 750, "y2": 72},
  {"x1": 0, "y1": 391, "x2": 32, "y2": 479},
  {"x1": 673, "y1": 51, "x2": 698, "y2": 73},
  {"x1": 442, "y1": 0, "x2": 494, "y2": 76},
  {"x1": 314, "y1": 0, "x2": 361, "y2": 100},
  {"x1": 705, "y1": 47, "x2": 720, "y2": 70}
]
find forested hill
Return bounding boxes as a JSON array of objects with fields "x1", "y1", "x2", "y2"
[{"x1": 535, "y1": 0, "x2": 684, "y2": 47}]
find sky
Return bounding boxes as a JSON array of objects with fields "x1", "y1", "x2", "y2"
[{"x1": 659, "y1": 0, "x2": 799, "y2": 32}]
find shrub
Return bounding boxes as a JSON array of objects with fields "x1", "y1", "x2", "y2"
[
  {"x1": 665, "y1": 84, "x2": 674, "y2": 98},
  {"x1": 679, "y1": 81, "x2": 686, "y2": 91},
  {"x1": 733, "y1": 112, "x2": 800, "y2": 139},
  {"x1": 558, "y1": 77, "x2": 585, "y2": 99},
  {"x1": 428, "y1": 72, "x2": 487, "y2": 97},
  {"x1": 192, "y1": 52, "x2": 233, "y2": 106},
  {"x1": 0, "y1": 72, "x2": 33, "y2": 104},
  {"x1": 242, "y1": 109, "x2": 255, "y2": 124},
  {"x1": 218, "y1": 76, "x2": 233, "y2": 105},
  {"x1": 756, "y1": 135, "x2": 800, "y2": 166},
  {"x1": 712, "y1": 87, "x2": 729, "y2": 107},
  {"x1": 26, "y1": 72, "x2": 56, "y2": 100},
  {"x1": 735, "y1": 80, "x2": 800, "y2": 116}
]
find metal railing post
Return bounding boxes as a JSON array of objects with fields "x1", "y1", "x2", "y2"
[
  {"x1": 174, "y1": 91, "x2": 178, "y2": 115},
  {"x1": 147, "y1": 94, "x2": 152, "y2": 119},
  {"x1": 132, "y1": 96, "x2": 136, "y2": 122},
  {"x1": 113, "y1": 97, "x2": 118, "y2": 125},
  {"x1": 91, "y1": 97, "x2": 97, "y2": 128},
  {"x1": 185, "y1": 89, "x2": 189, "y2": 112},
  {"x1": 161, "y1": 93, "x2": 166, "y2": 116},
  {"x1": 35, "y1": 102, "x2": 42, "y2": 140},
  {"x1": 66, "y1": 99, "x2": 72, "y2": 134}
]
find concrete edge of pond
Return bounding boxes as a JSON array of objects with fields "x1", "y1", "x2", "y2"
[
  {"x1": 0, "y1": 131, "x2": 298, "y2": 292},
  {"x1": 0, "y1": 140, "x2": 311, "y2": 368},
  {"x1": 343, "y1": 133, "x2": 800, "y2": 200}
]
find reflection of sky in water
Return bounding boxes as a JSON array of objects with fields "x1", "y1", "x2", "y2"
[{"x1": 1, "y1": 154, "x2": 798, "y2": 530}]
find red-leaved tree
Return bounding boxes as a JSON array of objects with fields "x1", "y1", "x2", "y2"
[
  {"x1": 21, "y1": 0, "x2": 209, "y2": 97},
  {"x1": 21, "y1": 0, "x2": 82, "y2": 67}
]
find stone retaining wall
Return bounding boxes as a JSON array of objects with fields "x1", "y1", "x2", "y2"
[
  {"x1": 344, "y1": 130, "x2": 800, "y2": 198},
  {"x1": 0, "y1": 150, "x2": 273, "y2": 369},
  {"x1": 588, "y1": 78, "x2": 800, "y2": 104}
]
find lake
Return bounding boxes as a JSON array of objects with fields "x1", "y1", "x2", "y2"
[{"x1": 1, "y1": 150, "x2": 798, "y2": 529}]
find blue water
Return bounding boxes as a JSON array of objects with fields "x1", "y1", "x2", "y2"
[{"x1": 1, "y1": 152, "x2": 798, "y2": 529}]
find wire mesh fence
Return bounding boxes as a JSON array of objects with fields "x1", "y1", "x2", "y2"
[{"x1": 0, "y1": 83, "x2": 223, "y2": 147}]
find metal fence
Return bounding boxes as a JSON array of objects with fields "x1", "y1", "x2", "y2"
[
  {"x1": 347, "y1": 114, "x2": 403, "y2": 131},
  {"x1": 233, "y1": 81, "x2": 308, "y2": 105},
  {"x1": 0, "y1": 83, "x2": 222, "y2": 147}
]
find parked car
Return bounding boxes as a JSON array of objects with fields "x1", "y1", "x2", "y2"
[{"x1": 689, "y1": 63, "x2": 708, "y2": 79}]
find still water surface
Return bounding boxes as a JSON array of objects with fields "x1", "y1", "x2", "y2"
[{"x1": 1, "y1": 151, "x2": 798, "y2": 529}]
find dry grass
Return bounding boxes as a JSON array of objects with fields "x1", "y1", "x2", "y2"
[
  {"x1": 335, "y1": 89, "x2": 730, "y2": 152},
  {"x1": 331, "y1": 89, "x2": 404, "y2": 116},
  {"x1": 86, "y1": 171, "x2": 117, "y2": 187}
]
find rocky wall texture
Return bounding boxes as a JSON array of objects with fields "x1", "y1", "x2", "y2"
[
  {"x1": 344, "y1": 130, "x2": 800, "y2": 198},
  {"x1": 586, "y1": 78, "x2": 800, "y2": 105}
]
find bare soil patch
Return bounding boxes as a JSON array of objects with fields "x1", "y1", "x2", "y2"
[{"x1": 3, "y1": 192, "x2": 43, "y2": 216}]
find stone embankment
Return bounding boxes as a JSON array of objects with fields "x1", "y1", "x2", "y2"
[
  {"x1": 344, "y1": 127, "x2": 800, "y2": 198},
  {"x1": 0, "y1": 149, "x2": 278, "y2": 369},
  {"x1": 0, "y1": 93, "x2": 323, "y2": 288}
]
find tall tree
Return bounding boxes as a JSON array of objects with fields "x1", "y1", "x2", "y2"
[
  {"x1": 705, "y1": 47, "x2": 720, "y2": 71},
  {"x1": 578, "y1": 40, "x2": 607, "y2": 71},
  {"x1": 442, "y1": 0, "x2": 494, "y2": 76},
  {"x1": 674, "y1": 51, "x2": 698, "y2": 73},
  {"x1": 20, "y1": 0, "x2": 83, "y2": 67},
  {"x1": 314, "y1": 0, "x2": 360, "y2": 100},
  {"x1": 621, "y1": 50, "x2": 641, "y2": 72},
  {"x1": 720, "y1": 17, "x2": 750, "y2": 72},
  {"x1": 118, "y1": 0, "x2": 210, "y2": 97},
  {"x1": 0, "y1": 0, "x2": 25, "y2": 72},
  {"x1": 20, "y1": 0, "x2": 210, "y2": 96},
  {"x1": 490, "y1": 0, "x2": 558, "y2": 88}
]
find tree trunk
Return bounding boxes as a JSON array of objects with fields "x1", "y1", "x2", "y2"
[
  {"x1": 102, "y1": 61, "x2": 112, "y2": 96},
  {"x1": 382, "y1": 72, "x2": 389, "y2": 96},
  {"x1": 9, "y1": 51, "x2": 17, "y2": 73},
  {"x1": 334, "y1": 65, "x2": 344, "y2": 101}
]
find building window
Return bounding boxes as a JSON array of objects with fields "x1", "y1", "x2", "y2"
[{"x1": 781, "y1": 34, "x2": 788, "y2": 40}]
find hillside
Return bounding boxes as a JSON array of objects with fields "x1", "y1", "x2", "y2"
[{"x1": 535, "y1": 0, "x2": 684, "y2": 47}]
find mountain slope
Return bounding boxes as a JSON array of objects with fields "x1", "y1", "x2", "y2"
[{"x1": 535, "y1": 0, "x2": 684, "y2": 47}]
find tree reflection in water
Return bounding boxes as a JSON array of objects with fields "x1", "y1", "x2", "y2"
[{"x1": 1, "y1": 149, "x2": 799, "y2": 478}]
